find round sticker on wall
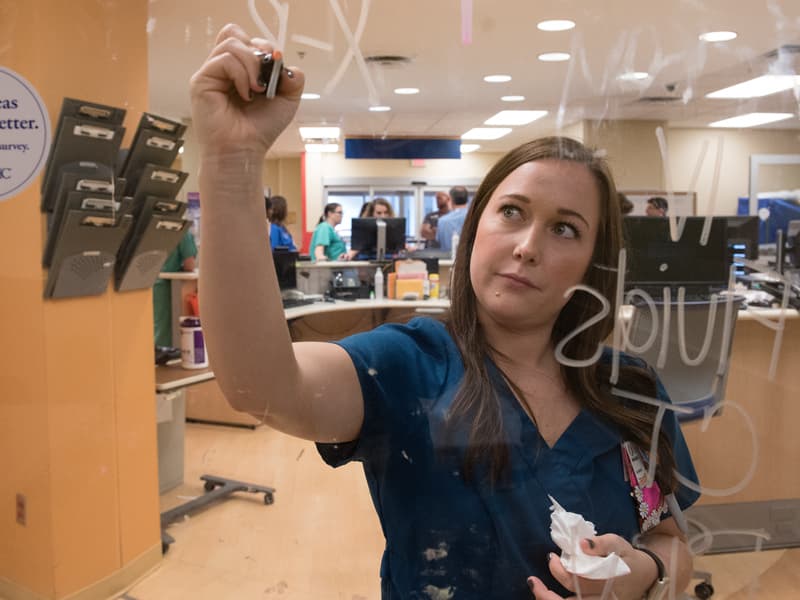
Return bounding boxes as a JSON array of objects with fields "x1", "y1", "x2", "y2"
[{"x1": 0, "y1": 67, "x2": 51, "y2": 202}]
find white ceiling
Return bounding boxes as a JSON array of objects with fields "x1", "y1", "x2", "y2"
[{"x1": 147, "y1": 0, "x2": 800, "y2": 157}]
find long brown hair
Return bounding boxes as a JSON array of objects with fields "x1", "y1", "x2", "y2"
[
  {"x1": 446, "y1": 137, "x2": 677, "y2": 492},
  {"x1": 269, "y1": 195, "x2": 288, "y2": 224}
]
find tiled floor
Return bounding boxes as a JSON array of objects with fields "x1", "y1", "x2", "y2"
[{"x1": 122, "y1": 422, "x2": 799, "y2": 599}]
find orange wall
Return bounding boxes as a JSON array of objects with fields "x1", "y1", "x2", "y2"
[{"x1": 0, "y1": 1, "x2": 159, "y2": 597}]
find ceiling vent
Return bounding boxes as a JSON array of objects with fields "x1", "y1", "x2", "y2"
[
  {"x1": 635, "y1": 96, "x2": 682, "y2": 103},
  {"x1": 365, "y1": 55, "x2": 412, "y2": 68}
]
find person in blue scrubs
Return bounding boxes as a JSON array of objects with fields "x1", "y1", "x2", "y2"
[
  {"x1": 267, "y1": 194, "x2": 297, "y2": 251},
  {"x1": 191, "y1": 27, "x2": 700, "y2": 600}
]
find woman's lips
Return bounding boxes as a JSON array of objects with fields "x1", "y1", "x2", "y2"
[{"x1": 498, "y1": 273, "x2": 538, "y2": 289}]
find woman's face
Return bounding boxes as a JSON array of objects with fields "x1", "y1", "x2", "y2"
[
  {"x1": 373, "y1": 203, "x2": 390, "y2": 218},
  {"x1": 329, "y1": 206, "x2": 343, "y2": 224},
  {"x1": 469, "y1": 159, "x2": 601, "y2": 332}
]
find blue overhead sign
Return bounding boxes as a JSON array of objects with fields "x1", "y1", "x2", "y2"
[{"x1": 345, "y1": 138, "x2": 461, "y2": 159}]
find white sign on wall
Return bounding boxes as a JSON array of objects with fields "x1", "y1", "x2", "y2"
[{"x1": 0, "y1": 67, "x2": 51, "y2": 202}]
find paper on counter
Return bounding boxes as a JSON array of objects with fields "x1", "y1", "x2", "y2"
[{"x1": 548, "y1": 495, "x2": 631, "y2": 580}]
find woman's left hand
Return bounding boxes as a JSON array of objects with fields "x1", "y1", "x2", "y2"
[{"x1": 528, "y1": 535, "x2": 658, "y2": 599}]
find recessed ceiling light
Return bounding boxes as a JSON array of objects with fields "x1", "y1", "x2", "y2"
[
  {"x1": 369, "y1": 105, "x2": 391, "y2": 112},
  {"x1": 298, "y1": 126, "x2": 340, "y2": 140},
  {"x1": 461, "y1": 127, "x2": 512, "y2": 140},
  {"x1": 709, "y1": 112, "x2": 794, "y2": 128},
  {"x1": 501, "y1": 95, "x2": 526, "y2": 102},
  {"x1": 304, "y1": 143, "x2": 339, "y2": 153},
  {"x1": 537, "y1": 20, "x2": 575, "y2": 32},
  {"x1": 483, "y1": 74, "x2": 512, "y2": 83},
  {"x1": 706, "y1": 75, "x2": 800, "y2": 99},
  {"x1": 538, "y1": 52, "x2": 571, "y2": 62},
  {"x1": 484, "y1": 110, "x2": 548, "y2": 126},
  {"x1": 460, "y1": 144, "x2": 480, "y2": 153},
  {"x1": 699, "y1": 31, "x2": 737, "y2": 42},
  {"x1": 301, "y1": 92, "x2": 321, "y2": 100},
  {"x1": 617, "y1": 71, "x2": 650, "y2": 81},
  {"x1": 394, "y1": 87, "x2": 419, "y2": 95}
]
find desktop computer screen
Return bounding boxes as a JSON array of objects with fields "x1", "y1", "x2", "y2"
[
  {"x1": 724, "y1": 216, "x2": 760, "y2": 278},
  {"x1": 623, "y1": 217, "x2": 729, "y2": 290},
  {"x1": 272, "y1": 249, "x2": 298, "y2": 290},
  {"x1": 724, "y1": 216, "x2": 760, "y2": 260},
  {"x1": 351, "y1": 217, "x2": 406, "y2": 259}
]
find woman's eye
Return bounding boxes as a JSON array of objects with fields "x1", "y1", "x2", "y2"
[
  {"x1": 501, "y1": 205, "x2": 521, "y2": 219},
  {"x1": 554, "y1": 222, "x2": 579, "y2": 239}
]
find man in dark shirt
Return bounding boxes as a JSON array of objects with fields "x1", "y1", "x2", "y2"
[{"x1": 419, "y1": 191, "x2": 452, "y2": 248}]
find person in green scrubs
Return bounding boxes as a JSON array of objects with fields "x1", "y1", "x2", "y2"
[
  {"x1": 309, "y1": 202, "x2": 356, "y2": 261},
  {"x1": 153, "y1": 230, "x2": 198, "y2": 348}
]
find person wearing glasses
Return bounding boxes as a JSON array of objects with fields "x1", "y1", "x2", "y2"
[{"x1": 310, "y1": 202, "x2": 356, "y2": 261}]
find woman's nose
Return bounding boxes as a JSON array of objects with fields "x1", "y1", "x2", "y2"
[{"x1": 512, "y1": 226, "x2": 541, "y2": 263}]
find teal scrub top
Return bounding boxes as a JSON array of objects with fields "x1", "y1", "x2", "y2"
[
  {"x1": 153, "y1": 231, "x2": 198, "y2": 347},
  {"x1": 317, "y1": 317, "x2": 700, "y2": 599},
  {"x1": 310, "y1": 221, "x2": 347, "y2": 261}
]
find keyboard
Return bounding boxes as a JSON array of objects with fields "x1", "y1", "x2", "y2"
[{"x1": 282, "y1": 297, "x2": 318, "y2": 309}]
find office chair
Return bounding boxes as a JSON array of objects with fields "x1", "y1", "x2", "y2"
[
  {"x1": 625, "y1": 295, "x2": 741, "y2": 423},
  {"x1": 624, "y1": 295, "x2": 743, "y2": 599}
]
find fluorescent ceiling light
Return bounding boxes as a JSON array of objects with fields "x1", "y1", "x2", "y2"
[
  {"x1": 537, "y1": 20, "x2": 575, "y2": 32},
  {"x1": 617, "y1": 71, "x2": 650, "y2": 81},
  {"x1": 706, "y1": 75, "x2": 800, "y2": 99},
  {"x1": 298, "y1": 126, "x2": 340, "y2": 139},
  {"x1": 304, "y1": 143, "x2": 339, "y2": 153},
  {"x1": 301, "y1": 92, "x2": 321, "y2": 100},
  {"x1": 484, "y1": 110, "x2": 548, "y2": 126},
  {"x1": 483, "y1": 74, "x2": 512, "y2": 83},
  {"x1": 460, "y1": 144, "x2": 480, "y2": 153},
  {"x1": 538, "y1": 52, "x2": 570, "y2": 62},
  {"x1": 699, "y1": 31, "x2": 737, "y2": 42},
  {"x1": 394, "y1": 87, "x2": 419, "y2": 95},
  {"x1": 461, "y1": 127, "x2": 512, "y2": 140},
  {"x1": 501, "y1": 95, "x2": 526, "y2": 102},
  {"x1": 709, "y1": 112, "x2": 794, "y2": 128},
  {"x1": 369, "y1": 105, "x2": 391, "y2": 112}
]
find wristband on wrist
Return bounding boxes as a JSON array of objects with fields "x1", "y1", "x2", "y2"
[{"x1": 635, "y1": 545, "x2": 669, "y2": 600}]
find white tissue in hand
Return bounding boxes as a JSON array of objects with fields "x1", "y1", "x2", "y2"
[{"x1": 548, "y1": 495, "x2": 631, "y2": 579}]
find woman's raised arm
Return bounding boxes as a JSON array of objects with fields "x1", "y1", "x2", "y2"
[{"x1": 190, "y1": 24, "x2": 363, "y2": 443}]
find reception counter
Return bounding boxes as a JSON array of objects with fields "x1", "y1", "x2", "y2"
[{"x1": 158, "y1": 270, "x2": 799, "y2": 549}]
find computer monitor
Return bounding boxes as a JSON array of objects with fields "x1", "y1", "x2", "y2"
[
  {"x1": 351, "y1": 217, "x2": 406, "y2": 260},
  {"x1": 787, "y1": 219, "x2": 800, "y2": 268},
  {"x1": 272, "y1": 249, "x2": 298, "y2": 290},
  {"x1": 723, "y1": 216, "x2": 760, "y2": 278},
  {"x1": 724, "y1": 216, "x2": 760, "y2": 260},
  {"x1": 623, "y1": 217, "x2": 729, "y2": 290}
]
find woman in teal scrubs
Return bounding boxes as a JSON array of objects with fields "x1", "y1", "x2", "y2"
[
  {"x1": 153, "y1": 230, "x2": 197, "y2": 348},
  {"x1": 309, "y1": 202, "x2": 354, "y2": 261}
]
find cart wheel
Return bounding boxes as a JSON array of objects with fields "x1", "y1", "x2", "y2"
[
  {"x1": 203, "y1": 480, "x2": 216, "y2": 492},
  {"x1": 264, "y1": 493, "x2": 274, "y2": 505},
  {"x1": 695, "y1": 581, "x2": 714, "y2": 599}
]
